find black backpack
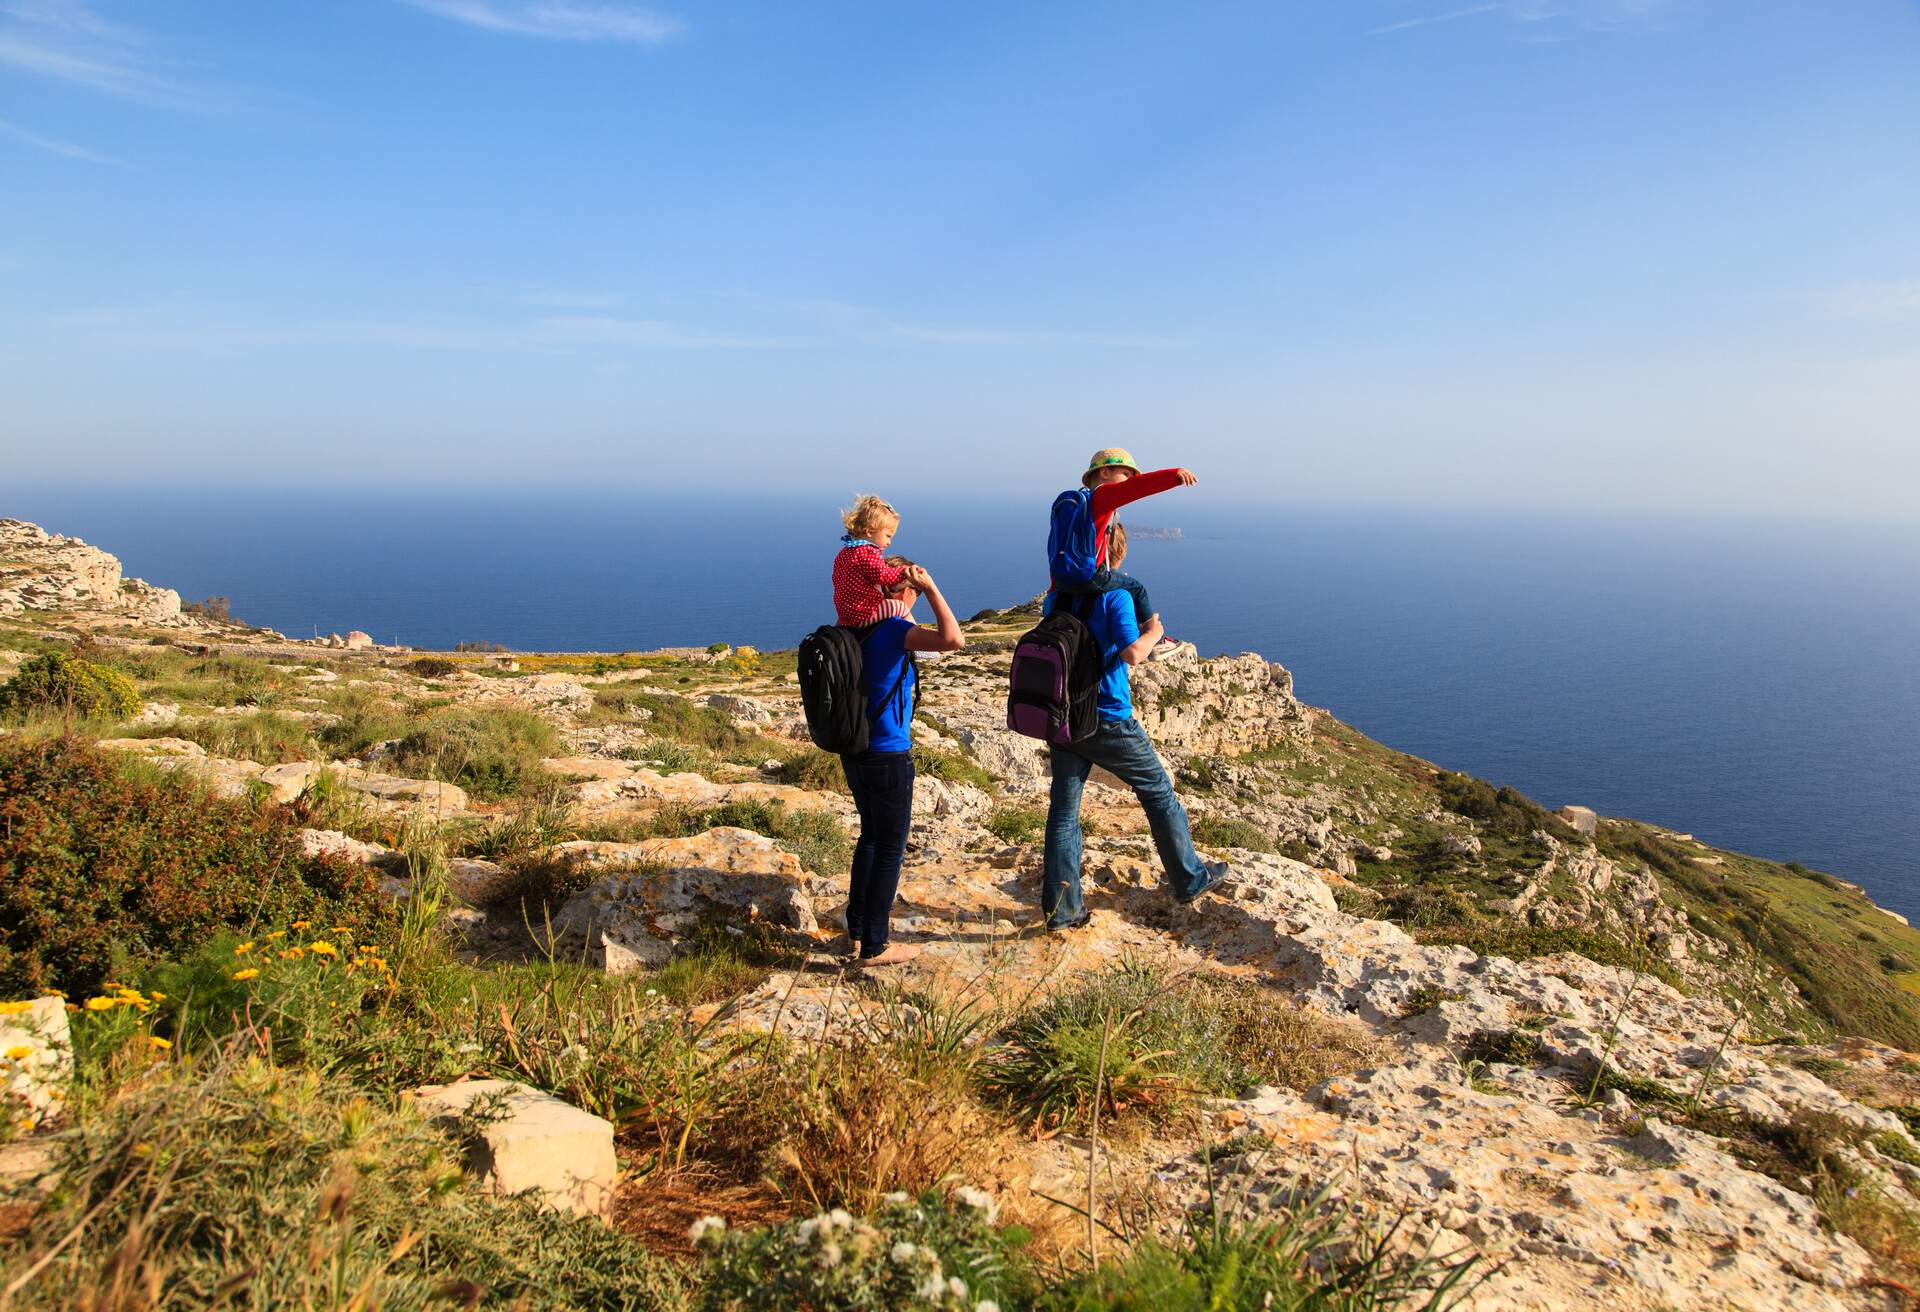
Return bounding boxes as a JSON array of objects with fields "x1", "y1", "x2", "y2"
[
  {"x1": 798, "y1": 623, "x2": 917, "y2": 755},
  {"x1": 1006, "y1": 594, "x2": 1104, "y2": 745}
]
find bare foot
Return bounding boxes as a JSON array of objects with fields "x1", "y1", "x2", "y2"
[{"x1": 856, "y1": 943, "x2": 922, "y2": 967}]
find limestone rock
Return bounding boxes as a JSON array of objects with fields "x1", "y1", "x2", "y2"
[
  {"x1": 549, "y1": 828, "x2": 818, "y2": 970},
  {"x1": 549, "y1": 756, "x2": 844, "y2": 818},
  {"x1": 405, "y1": 1079, "x2": 616, "y2": 1218},
  {"x1": 0, "y1": 519, "x2": 184, "y2": 624},
  {"x1": 299, "y1": 828, "x2": 401, "y2": 868},
  {"x1": 447, "y1": 856, "x2": 515, "y2": 906},
  {"x1": 344, "y1": 630, "x2": 374, "y2": 650},
  {"x1": 702, "y1": 691, "x2": 772, "y2": 723},
  {"x1": 1, "y1": 997, "x2": 72, "y2": 1130},
  {"x1": 1559, "y1": 805, "x2": 1599, "y2": 837}
]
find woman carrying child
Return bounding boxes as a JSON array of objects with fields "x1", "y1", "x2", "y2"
[{"x1": 836, "y1": 541, "x2": 966, "y2": 965}]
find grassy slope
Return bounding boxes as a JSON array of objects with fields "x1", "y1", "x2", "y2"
[{"x1": 1234, "y1": 709, "x2": 1920, "y2": 1049}]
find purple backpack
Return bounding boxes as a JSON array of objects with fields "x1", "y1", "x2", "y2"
[{"x1": 1006, "y1": 595, "x2": 1103, "y2": 744}]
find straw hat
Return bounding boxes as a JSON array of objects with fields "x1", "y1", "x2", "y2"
[{"x1": 1081, "y1": 447, "x2": 1141, "y2": 486}]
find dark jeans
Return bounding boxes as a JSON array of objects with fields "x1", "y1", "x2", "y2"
[
  {"x1": 1055, "y1": 566, "x2": 1153, "y2": 627},
  {"x1": 840, "y1": 749, "x2": 915, "y2": 956},
  {"x1": 1044, "y1": 716, "x2": 1210, "y2": 928}
]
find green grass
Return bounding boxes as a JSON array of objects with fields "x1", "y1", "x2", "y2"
[
  {"x1": 4, "y1": 1056, "x2": 687, "y2": 1311},
  {"x1": 643, "y1": 798, "x2": 853, "y2": 878},
  {"x1": 151, "y1": 709, "x2": 319, "y2": 765},
  {"x1": 390, "y1": 705, "x2": 561, "y2": 801},
  {"x1": 1604, "y1": 823, "x2": 1920, "y2": 1048},
  {"x1": 1191, "y1": 815, "x2": 1276, "y2": 853},
  {"x1": 982, "y1": 961, "x2": 1383, "y2": 1131},
  {"x1": 912, "y1": 741, "x2": 998, "y2": 792},
  {"x1": 986, "y1": 804, "x2": 1045, "y2": 845}
]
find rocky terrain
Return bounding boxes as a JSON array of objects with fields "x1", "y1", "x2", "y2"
[{"x1": 6, "y1": 516, "x2": 1920, "y2": 1310}]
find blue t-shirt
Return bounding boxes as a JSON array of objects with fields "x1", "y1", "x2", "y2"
[
  {"x1": 859, "y1": 617, "x2": 917, "y2": 753},
  {"x1": 1044, "y1": 590, "x2": 1139, "y2": 721}
]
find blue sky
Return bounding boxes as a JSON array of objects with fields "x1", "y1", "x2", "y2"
[{"x1": 2, "y1": 0, "x2": 1917, "y2": 515}]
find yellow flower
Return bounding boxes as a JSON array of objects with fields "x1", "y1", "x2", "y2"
[
  {"x1": 235, "y1": 942, "x2": 255, "y2": 956},
  {"x1": 283, "y1": 948, "x2": 305, "y2": 960},
  {"x1": 308, "y1": 941, "x2": 339, "y2": 958},
  {"x1": 231, "y1": 968, "x2": 260, "y2": 981},
  {"x1": 148, "y1": 991, "x2": 167, "y2": 1001},
  {"x1": 0, "y1": 1001, "x2": 33, "y2": 1017},
  {"x1": 85, "y1": 996, "x2": 118, "y2": 1012},
  {"x1": 292, "y1": 920, "x2": 310, "y2": 930},
  {"x1": 3, "y1": 1045, "x2": 32, "y2": 1061},
  {"x1": 148, "y1": 1036, "x2": 172, "y2": 1050},
  {"x1": 266, "y1": 931, "x2": 287, "y2": 941},
  {"x1": 331, "y1": 926, "x2": 352, "y2": 936}
]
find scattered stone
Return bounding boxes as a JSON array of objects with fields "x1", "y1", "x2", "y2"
[{"x1": 405, "y1": 1079, "x2": 616, "y2": 1218}]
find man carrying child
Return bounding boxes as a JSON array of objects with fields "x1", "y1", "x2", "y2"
[{"x1": 1040, "y1": 519, "x2": 1230, "y2": 932}]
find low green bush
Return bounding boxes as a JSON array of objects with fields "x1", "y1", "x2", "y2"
[
  {"x1": 3, "y1": 1057, "x2": 686, "y2": 1311},
  {"x1": 314, "y1": 685, "x2": 415, "y2": 759},
  {"x1": 0, "y1": 736, "x2": 393, "y2": 997},
  {"x1": 0, "y1": 649, "x2": 139, "y2": 721},
  {"x1": 391, "y1": 705, "x2": 560, "y2": 800},
  {"x1": 1190, "y1": 815, "x2": 1275, "y2": 853},
  {"x1": 986, "y1": 805, "x2": 1045, "y2": 845},
  {"x1": 629, "y1": 692, "x2": 749, "y2": 751},
  {"x1": 984, "y1": 964, "x2": 1384, "y2": 1132},
  {"x1": 773, "y1": 746, "x2": 851, "y2": 793},
  {"x1": 912, "y1": 743, "x2": 997, "y2": 792},
  {"x1": 1038, "y1": 1185, "x2": 1480, "y2": 1311}
]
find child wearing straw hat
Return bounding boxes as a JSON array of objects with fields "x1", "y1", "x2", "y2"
[{"x1": 1048, "y1": 447, "x2": 1197, "y2": 626}]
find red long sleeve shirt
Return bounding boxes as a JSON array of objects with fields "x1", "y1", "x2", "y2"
[
  {"x1": 1087, "y1": 467, "x2": 1185, "y2": 567},
  {"x1": 833, "y1": 542, "x2": 909, "y2": 626}
]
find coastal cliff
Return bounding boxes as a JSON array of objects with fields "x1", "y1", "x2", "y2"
[{"x1": 4, "y1": 517, "x2": 1919, "y2": 1311}]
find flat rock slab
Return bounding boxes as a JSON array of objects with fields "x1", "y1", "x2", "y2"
[
  {"x1": 405, "y1": 1079, "x2": 616, "y2": 1219},
  {"x1": 550, "y1": 827, "x2": 818, "y2": 970}
]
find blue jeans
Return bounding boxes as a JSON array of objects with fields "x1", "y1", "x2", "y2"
[
  {"x1": 840, "y1": 749, "x2": 915, "y2": 956},
  {"x1": 1043, "y1": 716, "x2": 1210, "y2": 928}
]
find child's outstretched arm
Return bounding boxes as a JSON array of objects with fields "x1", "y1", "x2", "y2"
[{"x1": 1088, "y1": 467, "x2": 1195, "y2": 517}]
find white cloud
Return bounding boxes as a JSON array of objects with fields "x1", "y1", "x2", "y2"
[
  {"x1": 25, "y1": 307, "x2": 796, "y2": 352},
  {"x1": 1367, "y1": 0, "x2": 1684, "y2": 37},
  {"x1": 0, "y1": 114, "x2": 122, "y2": 164},
  {"x1": 400, "y1": 1, "x2": 683, "y2": 43},
  {"x1": 1366, "y1": 4, "x2": 1500, "y2": 37},
  {"x1": 0, "y1": 1, "x2": 200, "y2": 105}
]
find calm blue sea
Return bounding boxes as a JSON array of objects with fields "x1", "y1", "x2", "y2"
[{"x1": 13, "y1": 489, "x2": 1920, "y2": 921}]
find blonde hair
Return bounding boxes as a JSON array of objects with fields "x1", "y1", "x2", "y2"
[
  {"x1": 1106, "y1": 521, "x2": 1128, "y2": 568},
  {"x1": 841, "y1": 494, "x2": 899, "y2": 540}
]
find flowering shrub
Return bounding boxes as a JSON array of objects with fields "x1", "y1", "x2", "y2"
[
  {"x1": 0, "y1": 650, "x2": 139, "y2": 722},
  {"x1": 0, "y1": 736, "x2": 394, "y2": 996},
  {"x1": 46, "y1": 924, "x2": 393, "y2": 1075},
  {"x1": 695, "y1": 1189, "x2": 1026, "y2": 1312}
]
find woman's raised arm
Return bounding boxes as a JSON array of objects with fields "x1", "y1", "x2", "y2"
[{"x1": 902, "y1": 566, "x2": 965, "y2": 653}]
